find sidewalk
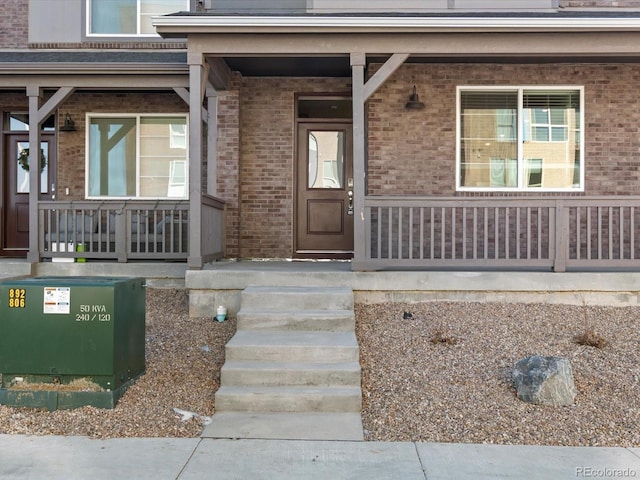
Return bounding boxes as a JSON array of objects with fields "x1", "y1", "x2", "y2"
[{"x1": 1, "y1": 435, "x2": 640, "y2": 480}]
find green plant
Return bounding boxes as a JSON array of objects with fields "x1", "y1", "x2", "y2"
[{"x1": 18, "y1": 148, "x2": 47, "y2": 172}]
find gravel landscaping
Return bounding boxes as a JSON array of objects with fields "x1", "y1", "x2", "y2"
[
  {"x1": 357, "y1": 301, "x2": 640, "y2": 447},
  {"x1": 0, "y1": 289, "x2": 235, "y2": 438},
  {"x1": 1, "y1": 288, "x2": 639, "y2": 447}
]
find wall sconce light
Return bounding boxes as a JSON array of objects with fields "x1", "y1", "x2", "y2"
[
  {"x1": 59, "y1": 113, "x2": 77, "y2": 132},
  {"x1": 405, "y1": 85, "x2": 425, "y2": 110}
]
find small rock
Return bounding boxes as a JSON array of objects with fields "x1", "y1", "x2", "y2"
[
  {"x1": 403, "y1": 311, "x2": 413, "y2": 319},
  {"x1": 512, "y1": 355, "x2": 577, "y2": 406}
]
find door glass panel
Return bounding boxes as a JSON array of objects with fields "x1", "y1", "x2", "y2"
[
  {"x1": 16, "y1": 142, "x2": 48, "y2": 194},
  {"x1": 298, "y1": 99, "x2": 352, "y2": 119},
  {"x1": 308, "y1": 131, "x2": 344, "y2": 189}
]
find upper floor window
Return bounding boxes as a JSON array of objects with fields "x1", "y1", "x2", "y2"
[
  {"x1": 87, "y1": 0, "x2": 189, "y2": 37},
  {"x1": 457, "y1": 86, "x2": 583, "y2": 192}
]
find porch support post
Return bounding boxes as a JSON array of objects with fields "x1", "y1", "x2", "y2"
[
  {"x1": 206, "y1": 85, "x2": 218, "y2": 197},
  {"x1": 351, "y1": 53, "x2": 367, "y2": 268},
  {"x1": 187, "y1": 53, "x2": 206, "y2": 269},
  {"x1": 24, "y1": 85, "x2": 76, "y2": 263},
  {"x1": 26, "y1": 85, "x2": 42, "y2": 263},
  {"x1": 350, "y1": 53, "x2": 410, "y2": 269}
]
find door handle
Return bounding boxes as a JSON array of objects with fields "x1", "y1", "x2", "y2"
[{"x1": 347, "y1": 190, "x2": 354, "y2": 216}]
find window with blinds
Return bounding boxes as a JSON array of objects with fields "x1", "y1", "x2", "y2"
[{"x1": 458, "y1": 87, "x2": 583, "y2": 191}]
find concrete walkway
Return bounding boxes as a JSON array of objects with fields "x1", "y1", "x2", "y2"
[{"x1": 1, "y1": 435, "x2": 640, "y2": 479}]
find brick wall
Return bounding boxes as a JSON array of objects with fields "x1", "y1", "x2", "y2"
[
  {"x1": 0, "y1": 0, "x2": 28, "y2": 48},
  {"x1": 367, "y1": 63, "x2": 640, "y2": 197},
  {"x1": 238, "y1": 77, "x2": 351, "y2": 258},
  {"x1": 216, "y1": 75, "x2": 242, "y2": 258}
]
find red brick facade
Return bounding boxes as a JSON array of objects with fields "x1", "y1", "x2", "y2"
[
  {"x1": 0, "y1": 0, "x2": 28, "y2": 48},
  {"x1": 11, "y1": 62, "x2": 634, "y2": 259},
  {"x1": 366, "y1": 63, "x2": 640, "y2": 198},
  {"x1": 236, "y1": 77, "x2": 351, "y2": 258},
  {"x1": 3, "y1": 1, "x2": 640, "y2": 260},
  {"x1": 216, "y1": 76, "x2": 242, "y2": 258}
]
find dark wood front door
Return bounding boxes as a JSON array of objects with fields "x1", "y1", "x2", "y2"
[
  {"x1": 2, "y1": 135, "x2": 55, "y2": 256},
  {"x1": 296, "y1": 123, "x2": 353, "y2": 257}
]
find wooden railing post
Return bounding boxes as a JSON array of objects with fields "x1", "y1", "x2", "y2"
[
  {"x1": 116, "y1": 207, "x2": 127, "y2": 263},
  {"x1": 553, "y1": 200, "x2": 568, "y2": 272}
]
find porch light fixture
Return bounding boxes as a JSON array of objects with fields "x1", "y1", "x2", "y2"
[
  {"x1": 405, "y1": 86, "x2": 425, "y2": 110},
  {"x1": 59, "y1": 113, "x2": 77, "y2": 132}
]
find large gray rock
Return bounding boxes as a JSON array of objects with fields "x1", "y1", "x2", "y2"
[{"x1": 512, "y1": 355, "x2": 577, "y2": 406}]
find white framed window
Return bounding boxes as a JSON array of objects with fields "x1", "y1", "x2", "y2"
[
  {"x1": 457, "y1": 86, "x2": 583, "y2": 192},
  {"x1": 87, "y1": 0, "x2": 189, "y2": 37},
  {"x1": 86, "y1": 114, "x2": 188, "y2": 199}
]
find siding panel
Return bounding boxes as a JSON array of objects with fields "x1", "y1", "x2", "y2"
[
  {"x1": 206, "y1": 0, "x2": 306, "y2": 13},
  {"x1": 29, "y1": 0, "x2": 83, "y2": 44}
]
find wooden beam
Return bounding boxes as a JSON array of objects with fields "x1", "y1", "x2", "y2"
[
  {"x1": 38, "y1": 86, "x2": 76, "y2": 123},
  {"x1": 173, "y1": 87, "x2": 209, "y2": 124},
  {"x1": 188, "y1": 62, "x2": 204, "y2": 269},
  {"x1": 363, "y1": 53, "x2": 409, "y2": 101},
  {"x1": 188, "y1": 31, "x2": 640, "y2": 58},
  {"x1": 27, "y1": 87, "x2": 42, "y2": 263},
  {"x1": 0, "y1": 75, "x2": 188, "y2": 89},
  {"x1": 350, "y1": 53, "x2": 366, "y2": 268},
  {"x1": 205, "y1": 56, "x2": 232, "y2": 90}
]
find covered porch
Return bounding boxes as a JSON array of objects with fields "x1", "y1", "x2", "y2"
[
  {"x1": 0, "y1": 51, "x2": 224, "y2": 267},
  {"x1": 155, "y1": 12, "x2": 640, "y2": 273}
]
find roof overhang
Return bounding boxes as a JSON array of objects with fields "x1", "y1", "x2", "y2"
[
  {"x1": 152, "y1": 14, "x2": 640, "y2": 77},
  {"x1": 0, "y1": 51, "x2": 189, "y2": 89},
  {"x1": 154, "y1": 14, "x2": 640, "y2": 36}
]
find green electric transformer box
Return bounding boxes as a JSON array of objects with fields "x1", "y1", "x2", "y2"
[{"x1": 0, "y1": 276, "x2": 145, "y2": 410}]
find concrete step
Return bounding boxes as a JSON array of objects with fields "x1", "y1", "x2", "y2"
[
  {"x1": 220, "y1": 360, "x2": 361, "y2": 387},
  {"x1": 214, "y1": 386, "x2": 362, "y2": 413},
  {"x1": 225, "y1": 331, "x2": 359, "y2": 363},
  {"x1": 240, "y1": 286, "x2": 354, "y2": 311},
  {"x1": 201, "y1": 412, "x2": 364, "y2": 440},
  {"x1": 236, "y1": 309, "x2": 355, "y2": 332}
]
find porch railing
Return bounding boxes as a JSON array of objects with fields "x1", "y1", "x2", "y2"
[
  {"x1": 200, "y1": 193, "x2": 226, "y2": 264},
  {"x1": 38, "y1": 201, "x2": 190, "y2": 263},
  {"x1": 358, "y1": 196, "x2": 640, "y2": 271}
]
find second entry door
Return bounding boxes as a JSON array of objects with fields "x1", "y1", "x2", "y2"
[
  {"x1": 2, "y1": 135, "x2": 55, "y2": 256},
  {"x1": 296, "y1": 123, "x2": 353, "y2": 257}
]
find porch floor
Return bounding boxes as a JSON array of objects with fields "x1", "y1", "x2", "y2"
[
  {"x1": 187, "y1": 260, "x2": 640, "y2": 318},
  {"x1": 2, "y1": 258, "x2": 640, "y2": 313},
  {"x1": 0, "y1": 259, "x2": 187, "y2": 288}
]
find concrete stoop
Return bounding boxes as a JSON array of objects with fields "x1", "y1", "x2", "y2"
[{"x1": 201, "y1": 285, "x2": 364, "y2": 441}]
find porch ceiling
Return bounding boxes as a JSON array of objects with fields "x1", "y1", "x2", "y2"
[{"x1": 221, "y1": 52, "x2": 640, "y2": 77}]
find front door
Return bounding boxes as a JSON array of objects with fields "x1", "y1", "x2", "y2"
[
  {"x1": 2, "y1": 135, "x2": 55, "y2": 256},
  {"x1": 296, "y1": 123, "x2": 353, "y2": 257}
]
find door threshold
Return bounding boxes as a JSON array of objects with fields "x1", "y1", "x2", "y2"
[{"x1": 294, "y1": 252, "x2": 353, "y2": 260}]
